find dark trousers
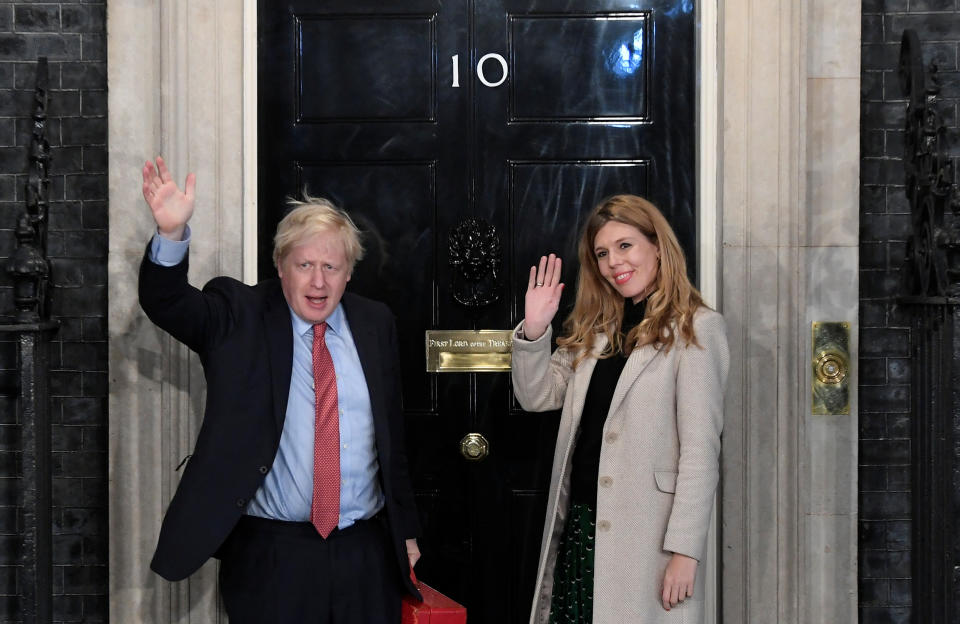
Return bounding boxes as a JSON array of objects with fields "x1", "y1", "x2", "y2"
[{"x1": 218, "y1": 514, "x2": 402, "y2": 624}]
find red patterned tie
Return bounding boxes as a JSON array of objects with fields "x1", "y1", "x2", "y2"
[{"x1": 311, "y1": 322, "x2": 340, "y2": 538}]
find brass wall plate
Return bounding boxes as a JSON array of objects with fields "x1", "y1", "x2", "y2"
[
  {"x1": 426, "y1": 330, "x2": 513, "y2": 372},
  {"x1": 812, "y1": 321, "x2": 850, "y2": 415}
]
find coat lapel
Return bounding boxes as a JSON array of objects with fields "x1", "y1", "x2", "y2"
[
  {"x1": 263, "y1": 282, "x2": 294, "y2": 435},
  {"x1": 606, "y1": 342, "x2": 660, "y2": 420},
  {"x1": 341, "y1": 294, "x2": 390, "y2": 458},
  {"x1": 565, "y1": 335, "x2": 608, "y2": 436}
]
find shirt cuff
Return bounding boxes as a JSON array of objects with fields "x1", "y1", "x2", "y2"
[{"x1": 149, "y1": 225, "x2": 191, "y2": 267}]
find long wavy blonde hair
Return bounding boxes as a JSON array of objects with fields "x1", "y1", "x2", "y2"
[{"x1": 556, "y1": 195, "x2": 705, "y2": 367}]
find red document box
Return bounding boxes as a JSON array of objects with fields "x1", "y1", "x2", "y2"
[{"x1": 401, "y1": 571, "x2": 467, "y2": 624}]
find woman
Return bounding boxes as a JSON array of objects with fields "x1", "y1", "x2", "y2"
[{"x1": 512, "y1": 195, "x2": 729, "y2": 623}]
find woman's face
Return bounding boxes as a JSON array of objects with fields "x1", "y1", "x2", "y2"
[{"x1": 593, "y1": 220, "x2": 659, "y2": 303}]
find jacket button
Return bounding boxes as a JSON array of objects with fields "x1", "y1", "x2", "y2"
[
  {"x1": 259, "y1": 465, "x2": 269, "y2": 475},
  {"x1": 236, "y1": 498, "x2": 246, "y2": 508},
  {"x1": 605, "y1": 432, "x2": 619, "y2": 443},
  {"x1": 599, "y1": 476, "x2": 613, "y2": 488},
  {"x1": 597, "y1": 520, "x2": 611, "y2": 532}
]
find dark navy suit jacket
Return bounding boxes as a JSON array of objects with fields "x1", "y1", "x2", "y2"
[{"x1": 138, "y1": 247, "x2": 420, "y2": 596}]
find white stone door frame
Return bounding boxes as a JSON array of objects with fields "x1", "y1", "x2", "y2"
[
  {"x1": 108, "y1": 1, "x2": 243, "y2": 621},
  {"x1": 717, "y1": 1, "x2": 860, "y2": 622},
  {"x1": 108, "y1": 1, "x2": 859, "y2": 622},
  {"x1": 697, "y1": 0, "x2": 721, "y2": 619}
]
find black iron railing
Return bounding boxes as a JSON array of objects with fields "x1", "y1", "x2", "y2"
[
  {"x1": 0, "y1": 57, "x2": 57, "y2": 624},
  {"x1": 898, "y1": 28, "x2": 960, "y2": 624}
]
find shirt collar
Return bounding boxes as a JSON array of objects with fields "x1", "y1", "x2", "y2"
[{"x1": 288, "y1": 302, "x2": 345, "y2": 338}]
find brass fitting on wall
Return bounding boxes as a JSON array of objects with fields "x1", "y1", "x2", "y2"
[{"x1": 812, "y1": 321, "x2": 850, "y2": 415}]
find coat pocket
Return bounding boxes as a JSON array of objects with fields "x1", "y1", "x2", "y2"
[{"x1": 654, "y1": 470, "x2": 678, "y2": 493}]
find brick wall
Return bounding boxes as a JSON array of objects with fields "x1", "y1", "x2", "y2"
[
  {"x1": 860, "y1": 1, "x2": 960, "y2": 622},
  {"x1": 0, "y1": 3, "x2": 107, "y2": 622}
]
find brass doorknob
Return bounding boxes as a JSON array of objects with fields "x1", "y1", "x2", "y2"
[{"x1": 460, "y1": 432, "x2": 489, "y2": 461}]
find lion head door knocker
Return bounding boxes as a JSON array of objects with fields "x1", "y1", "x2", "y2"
[{"x1": 448, "y1": 217, "x2": 502, "y2": 307}]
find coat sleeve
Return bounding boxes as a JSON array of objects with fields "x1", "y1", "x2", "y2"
[
  {"x1": 662, "y1": 309, "x2": 730, "y2": 560},
  {"x1": 510, "y1": 321, "x2": 575, "y2": 412},
  {"x1": 138, "y1": 242, "x2": 237, "y2": 354}
]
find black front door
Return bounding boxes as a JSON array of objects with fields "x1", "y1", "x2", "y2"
[{"x1": 258, "y1": 2, "x2": 694, "y2": 621}]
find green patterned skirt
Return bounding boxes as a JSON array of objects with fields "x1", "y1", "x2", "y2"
[{"x1": 548, "y1": 503, "x2": 596, "y2": 624}]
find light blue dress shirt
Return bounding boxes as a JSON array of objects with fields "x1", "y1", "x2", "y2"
[{"x1": 149, "y1": 231, "x2": 385, "y2": 529}]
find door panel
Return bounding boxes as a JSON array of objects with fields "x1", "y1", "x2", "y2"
[
  {"x1": 259, "y1": 1, "x2": 694, "y2": 621},
  {"x1": 297, "y1": 17, "x2": 436, "y2": 122},
  {"x1": 509, "y1": 14, "x2": 651, "y2": 121}
]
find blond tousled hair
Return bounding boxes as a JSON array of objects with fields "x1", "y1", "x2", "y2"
[
  {"x1": 272, "y1": 195, "x2": 365, "y2": 270},
  {"x1": 557, "y1": 194, "x2": 705, "y2": 368}
]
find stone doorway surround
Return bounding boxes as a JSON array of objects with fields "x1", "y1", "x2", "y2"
[
  {"x1": 107, "y1": 1, "x2": 246, "y2": 620},
  {"x1": 106, "y1": 0, "x2": 859, "y2": 621},
  {"x1": 718, "y1": 0, "x2": 860, "y2": 621}
]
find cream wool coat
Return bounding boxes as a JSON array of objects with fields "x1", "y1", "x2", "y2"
[{"x1": 511, "y1": 308, "x2": 729, "y2": 624}]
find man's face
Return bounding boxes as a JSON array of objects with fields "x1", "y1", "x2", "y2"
[{"x1": 277, "y1": 230, "x2": 352, "y2": 324}]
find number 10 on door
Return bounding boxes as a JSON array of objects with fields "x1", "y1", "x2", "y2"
[{"x1": 451, "y1": 54, "x2": 508, "y2": 88}]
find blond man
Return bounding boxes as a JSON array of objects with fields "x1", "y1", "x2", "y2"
[{"x1": 138, "y1": 157, "x2": 421, "y2": 623}]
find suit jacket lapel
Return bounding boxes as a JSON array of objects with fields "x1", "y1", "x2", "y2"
[
  {"x1": 341, "y1": 294, "x2": 390, "y2": 458},
  {"x1": 263, "y1": 282, "x2": 293, "y2": 435},
  {"x1": 607, "y1": 342, "x2": 660, "y2": 420}
]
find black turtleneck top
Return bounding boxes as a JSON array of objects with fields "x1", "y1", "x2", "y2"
[{"x1": 569, "y1": 297, "x2": 647, "y2": 505}]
